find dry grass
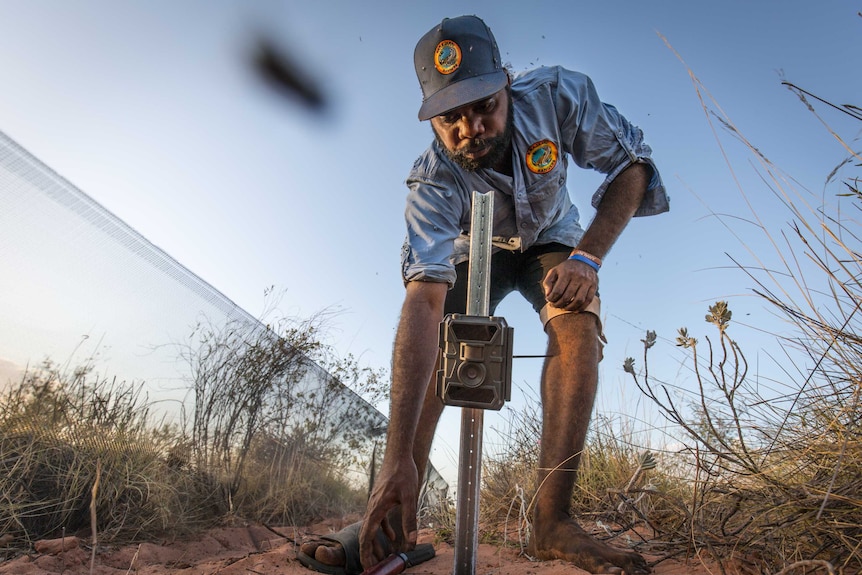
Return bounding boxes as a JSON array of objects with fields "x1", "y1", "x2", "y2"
[
  {"x1": 470, "y1": 392, "x2": 690, "y2": 562},
  {"x1": 620, "y1": 51, "x2": 862, "y2": 574},
  {"x1": 0, "y1": 360, "x2": 228, "y2": 547},
  {"x1": 454, "y1": 49, "x2": 862, "y2": 575},
  {"x1": 0, "y1": 311, "x2": 383, "y2": 554}
]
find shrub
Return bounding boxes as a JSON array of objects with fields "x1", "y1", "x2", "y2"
[{"x1": 623, "y1": 75, "x2": 861, "y2": 572}]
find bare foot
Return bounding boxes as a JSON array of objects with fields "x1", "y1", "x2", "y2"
[{"x1": 528, "y1": 515, "x2": 650, "y2": 574}]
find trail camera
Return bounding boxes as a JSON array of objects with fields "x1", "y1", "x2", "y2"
[{"x1": 437, "y1": 314, "x2": 513, "y2": 410}]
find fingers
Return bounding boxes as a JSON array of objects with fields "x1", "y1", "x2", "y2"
[
  {"x1": 544, "y1": 260, "x2": 597, "y2": 311},
  {"x1": 541, "y1": 267, "x2": 559, "y2": 299},
  {"x1": 359, "y1": 507, "x2": 406, "y2": 569},
  {"x1": 358, "y1": 457, "x2": 420, "y2": 569},
  {"x1": 359, "y1": 519, "x2": 382, "y2": 569},
  {"x1": 401, "y1": 499, "x2": 419, "y2": 551},
  {"x1": 558, "y1": 289, "x2": 595, "y2": 312},
  {"x1": 359, "y1": 505, "x2": 419, "y2": 569},
  {"x1": 371, "y1": 530, "x2": 388, "y2": 566},
  {"x1": 381, "y1": 515, "x2": 396, "y2": 546}
]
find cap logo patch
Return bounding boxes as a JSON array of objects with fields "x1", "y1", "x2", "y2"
[
  {"x1": 434, "y1": 40, "x2": 461, "y2": 75},
  {"x1": 526, "y1": 140, "x2": 558, "y2": 174}
]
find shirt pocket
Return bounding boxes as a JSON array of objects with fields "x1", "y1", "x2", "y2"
[{"x1": 524, "y1": 170, "x2": 567, "y2": 227}]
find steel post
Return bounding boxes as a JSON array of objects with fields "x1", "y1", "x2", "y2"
[{"x1": 453, "y1": 191, "x2": 493, "y2": 575}]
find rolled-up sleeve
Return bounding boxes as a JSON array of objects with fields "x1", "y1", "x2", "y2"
[
  {"x1": 556, "y1": 69, "x2": 669, "y2": 217},
  {"x1": 401, "y1": 172, "x2": 465, "y2": 287}
]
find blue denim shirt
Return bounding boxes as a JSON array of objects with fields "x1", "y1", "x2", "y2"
[{"x1": 401, "y1": 66, "x2": 669, "y2": 287}]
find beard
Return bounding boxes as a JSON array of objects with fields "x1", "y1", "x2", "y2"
[{"x1": 435, "y1": 91, "x2": 514, "y2": 172}]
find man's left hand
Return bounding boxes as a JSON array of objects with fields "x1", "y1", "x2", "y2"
[{"x1": 543, "y1": 258, "x2": 597, "y2": 312}]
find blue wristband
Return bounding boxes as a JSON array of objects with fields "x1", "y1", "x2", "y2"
[{"x1": 568, "y1": 253, "x2": 600, "y2": 272}]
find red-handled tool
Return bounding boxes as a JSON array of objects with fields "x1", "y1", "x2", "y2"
[{"x1": 359, "y1": 544, "x2": 436, "y2": 575}]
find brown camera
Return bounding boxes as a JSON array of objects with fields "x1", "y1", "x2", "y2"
[{"x1": 436, "y1": 314, "x2": 513, "y2": 410}]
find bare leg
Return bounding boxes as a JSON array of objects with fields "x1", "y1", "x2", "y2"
[
  {"x1": 527, "y1": 313, "x2": 649, "y2": 575},
  {"x1": 300, "y1": 369, "x2": 444, "y2": 565}
]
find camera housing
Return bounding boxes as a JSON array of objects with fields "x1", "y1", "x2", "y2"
[{"x1": 437, "y1": 314, "x2": 513, "y2": 410}]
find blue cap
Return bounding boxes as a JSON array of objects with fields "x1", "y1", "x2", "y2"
[{"x1": 414, "y1": 16, "x2": 508, "y2": 121}]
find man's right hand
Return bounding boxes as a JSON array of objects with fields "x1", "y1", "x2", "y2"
[
  {"x1": 359, "y1": 454, "x2": 420, "y2": 570},
  {"x1": 358, "y1": 281, "x2": 446, "y2": 570}
]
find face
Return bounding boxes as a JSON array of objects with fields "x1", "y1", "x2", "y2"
[{"x1": 430, "y1": 86, "x2": 513, "y2": 172}]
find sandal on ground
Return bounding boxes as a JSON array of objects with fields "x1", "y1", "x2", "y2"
[{"x1": 297, "y1": 521, "x2": 435, "y2": 575}]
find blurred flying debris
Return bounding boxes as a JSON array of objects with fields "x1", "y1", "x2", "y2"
[{"x1": 251, "y1": 37, "x2": 328, "y2": 114}]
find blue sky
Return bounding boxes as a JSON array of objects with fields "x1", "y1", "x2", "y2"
[{"x1": 0, "y1": 1, "x2": 859, "y2": 484}]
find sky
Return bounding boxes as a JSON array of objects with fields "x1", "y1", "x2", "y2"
[{"x1": 0, "y1": 1, "x2": 860, "y2": 485}]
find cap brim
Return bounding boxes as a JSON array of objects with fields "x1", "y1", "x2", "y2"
[{"x1": 418, "y1": 71, "x2": 508, "y2": 121}]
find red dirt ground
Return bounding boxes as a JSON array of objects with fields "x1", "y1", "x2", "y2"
[{"x1": 0, "y1": 517, "x2": 728, "y2": 575}]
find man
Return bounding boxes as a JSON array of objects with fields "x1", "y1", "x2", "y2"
[{"x1": 300, "y1": 15, "x2": 668, "y2": 575}]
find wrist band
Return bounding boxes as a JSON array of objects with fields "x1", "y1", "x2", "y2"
[
  {"x1": 568, "y1": 254, "x2": 600, "y2": 272},
  {"x1": 569, "y1": 249, "x2": 602, "y2": 266}
]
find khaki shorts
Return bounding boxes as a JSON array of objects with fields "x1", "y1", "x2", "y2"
[{"x1": 540, "y1": 295, "x2": 601, "y2": 328}]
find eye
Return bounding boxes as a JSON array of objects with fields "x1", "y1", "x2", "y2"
[
  {"x1": 477, "y1": 98, "x2": 496, "y2": 114},
  {"x1": 441, "y1": 111, "x2": 461, "y2": 124}
]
